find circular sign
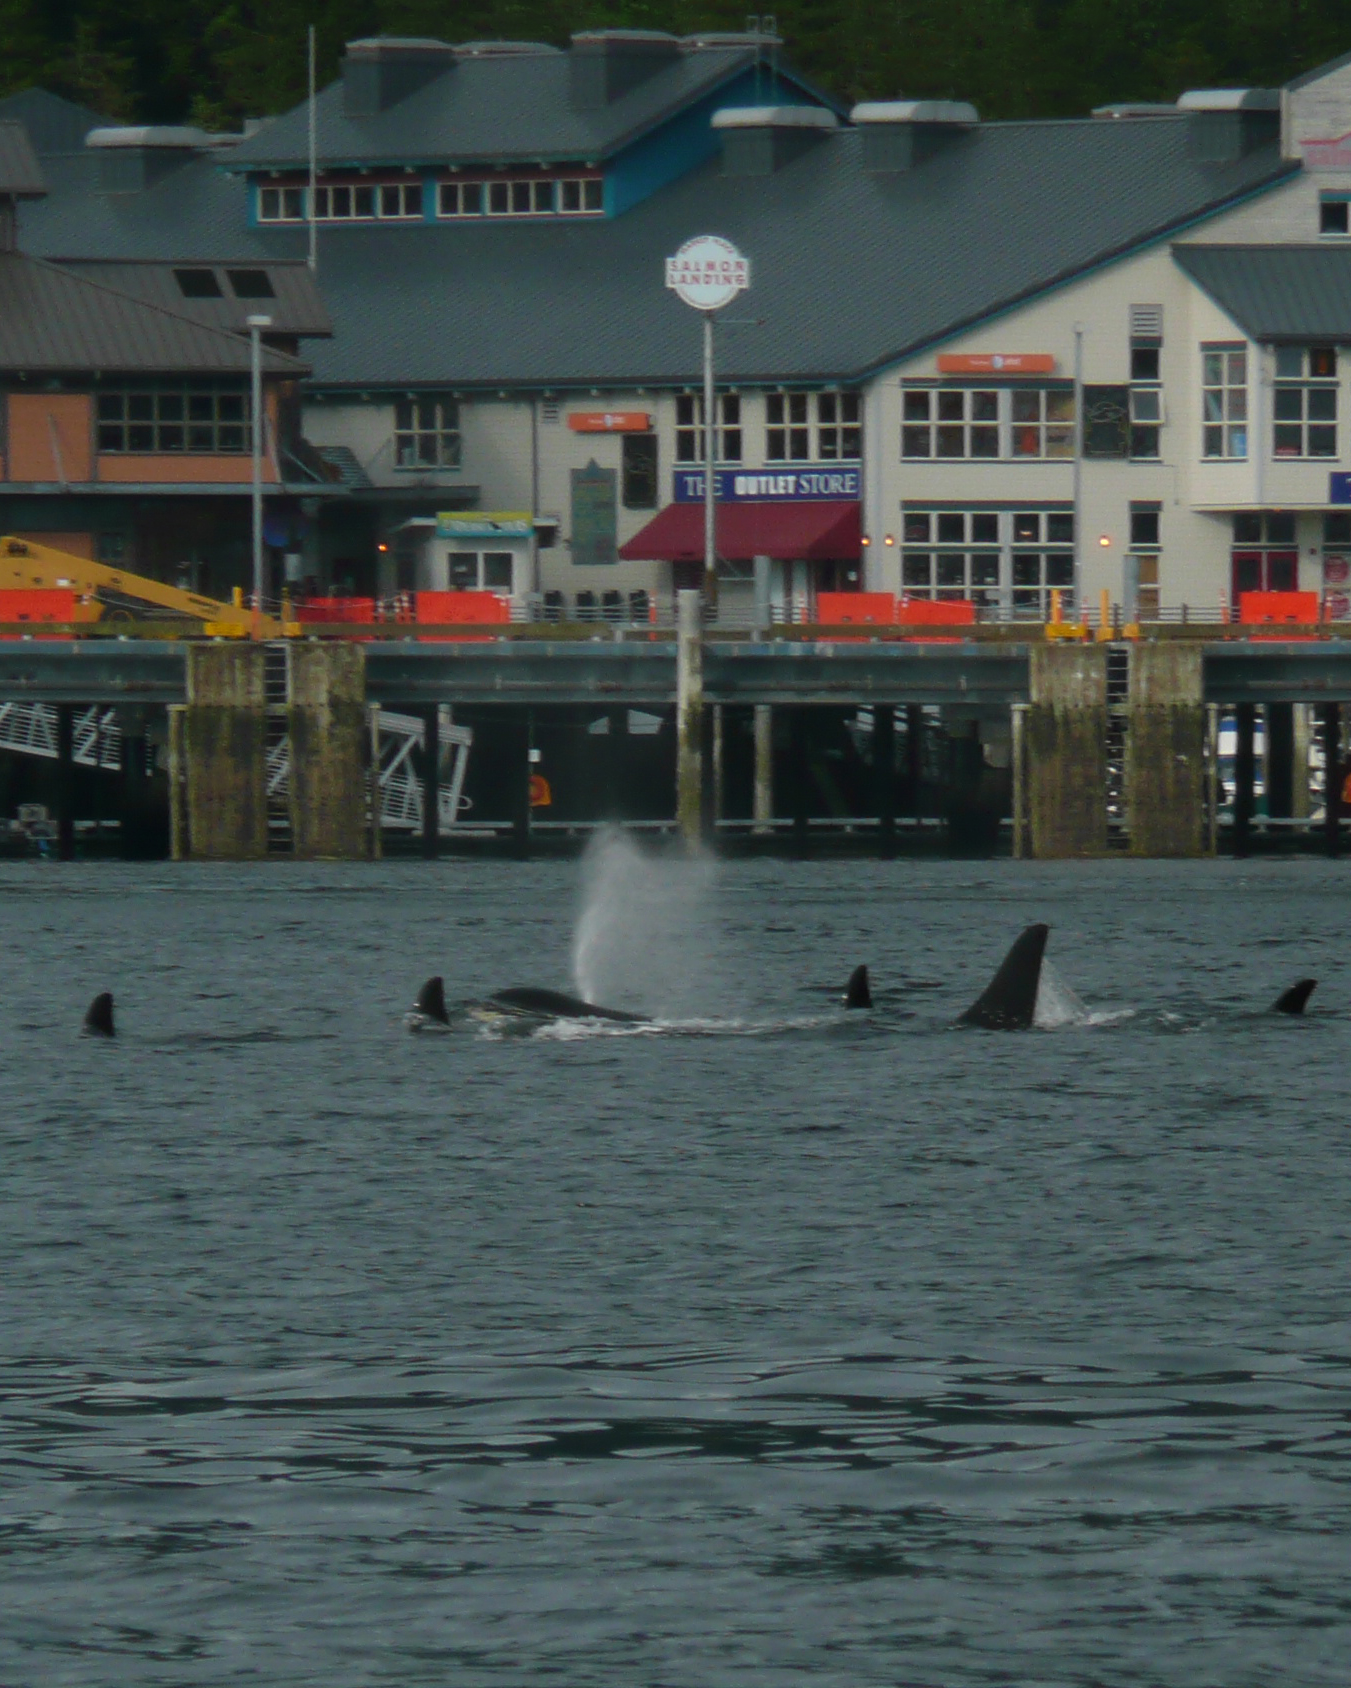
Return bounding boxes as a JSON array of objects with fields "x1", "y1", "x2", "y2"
[{"x1": 665, "y1": 234, "x2": 750, "y2": 312}]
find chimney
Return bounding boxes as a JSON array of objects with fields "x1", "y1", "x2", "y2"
[
  {"x1": 86, "y1": 126, "x2": 210, "y2": 193},
  {"x1": 849, "y1": 101, "x2": 978, "y2": 171},
  {"x1": 570, "y1": 31, "x2": 680, "y2": 109},
  {"x1": 342, "y1": 37, "x2": 455, "y2": 118},
  {"x1": 712, "y1": 106, "x2": 837, "y2": 175},
  {"x1": 1177, "y1": 89, "x2": 1280, "y2": 162}
]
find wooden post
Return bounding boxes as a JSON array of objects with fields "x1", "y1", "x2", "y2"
[
  {"x1": 1233, "y1": 702, "x2": 1256, "y2": 857},
  {"x1": 752, "y1": 703, "x2": 773, "y2": 834},
  {"x1": 288, "y1": 643, "x2": 369, "y2": 859},
  {"x1": 874, "y1": 703, "x2": 896, "y2": 857}
]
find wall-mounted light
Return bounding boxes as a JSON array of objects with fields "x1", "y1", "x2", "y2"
[
  {"x1": 1098, "y1": 534, "x2": 1112, "y2": 548},
  {"x1": 860, "y1": 535, "x2": 871, "y2": 547},
  {"x1": 884, "y1": 533, "x2": 896, "y2": 546}
]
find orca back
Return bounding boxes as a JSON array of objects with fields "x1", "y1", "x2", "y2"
[
  {"x1": 487, "y1": 986, "x2": 647, "y2": 1023},
  {"x1": 958, "y1": 924, "x2": 1050, "y2": 1031},
  {"x1": 1271, "y1": 978, "x2": 1317, "y2": 1016},
  {"x1": 83, "y1": 992, "x2": 115, "y2": 1037},
  {"x1": 844, "y1": 965, "x2": 872, "y2": 1010},
  {"x1": 414, "y1": 975, "x2": 450, "y2": 1024}
]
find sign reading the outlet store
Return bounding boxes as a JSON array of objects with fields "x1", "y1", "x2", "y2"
[{"x1": 674, "y1": 468, "x2": 861, "y2": 502}]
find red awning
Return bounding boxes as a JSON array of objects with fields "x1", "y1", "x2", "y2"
[{"x1": 619, "y1": 500, "x2": 860, "y2": 563}]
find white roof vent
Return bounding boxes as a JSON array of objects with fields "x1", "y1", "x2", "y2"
[
  {"x1": 711, "y1": 106, "x2": 837, "y2": 130},
  {"x1": 850, "y1": 100, "x2": 978, "y2": 126},
  {"x1": 847, "y1": 100, "x2": 978, "y2": 172},
  {"x1": 1177, "y1": 88, "x2": 1280, "y2": 161},
  {"x1": 713, "y1": 106, "x2": 837, "y2": 175}
]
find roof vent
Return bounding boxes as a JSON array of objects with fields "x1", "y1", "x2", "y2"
[
  {"x1": 849, "y1": 100, "x2": 978, "y2": 171},
  {"x1": 712, "y1": 105, "x2": 837, "y2": 175},
  {"x1": 1177, "y1": 88, "x2": 1280, "y2": 162},
  {"x1": 570, "y1": 31, "x2": 681, "y2": 109},
  {"x1": 454, "y1": 41, "x2": 560, "y2": 58},
  {"x1": 1091, "y1": 102, "x2": 1178, "y2": 119},
  {"x1": 342, "y1": 37, "x2": 455, "y2": 118},
  {"x1": 86, "y1": 125, "x2": 212, "y2": 192},
  {"x1": 680, "y1": 31, "x2": 784, "y2": 49}
]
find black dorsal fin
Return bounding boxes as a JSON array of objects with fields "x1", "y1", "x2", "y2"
[
  {"x1": 958, "y1": 924, "x2": 1050, "y2": 1031},
  {"x1": 83, "y1": 992, "x2": 115, "y2": 1037},
  {"x1": 1271, "y1": 978, "x2": 1317, "y2": 1016},
  {"x1": 844, "y1": 964, "x2": 872, "y2": 1009},
  {"x1": 414, "y1": 976, "x2": 449, "y2": 1024}
]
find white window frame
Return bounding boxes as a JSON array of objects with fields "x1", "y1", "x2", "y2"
[
  {"x1": 901, "y1": 387, "x2": 1000, "y2": 459},
  {"x1": 394, "y1": 395, "x2": 461, "y2": 470},
  {"x1": 675, "y1": 393, "x2": 742, "y2": 464},
  {"x1": 1272, "y1": 345, "x2": 1338, "y2": 460},
  {"x1": 1201, "y1": 344, "x2": 1249, "y2": 460}
]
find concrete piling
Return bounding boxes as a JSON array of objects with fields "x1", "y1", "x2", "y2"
[
  {"x1": 1233, "y1": 703, "x2": 1256, "y2": 856},
  {"x1": 675, "y1": 589, "x2": 705, "y2": 849},
  {"x1": 752, "y1": 704, "x2": 773, "y2": 834},
  {"x1": 288, "y1": 643, "x2": 370, "y2": 859},
  {"x1": 1124, "y1": 644, "x2": 1209, "y2": 856},
  {"x1": 182, "y1": 644, "x2": 268, "y2": 860},
  {"x1": 873, "y1": 703, "x2": 896, "y2": 856},
  {"x1": 54, "y1": 703, "x2": 75, "y2": 861},
  {"x1": 1025, "y1": 644, "x2": 1108, "y2": 857},
  {"x1": 421, "y1": 704, "x2": 440, "y2": 858},
  {"x1": 1322, "y1": 704, "x2": 1342, "y2": 857}
]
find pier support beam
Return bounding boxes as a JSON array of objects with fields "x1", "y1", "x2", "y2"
[
  {"x1": 288, "y1": 643, "x2": 370, "y2": 859},
  {"x1": 874, "y1": 703, "x2": 896, "y2": 857},
  {"x1": 1265, "y1": 702, "x2": 1295, "y2": 821},
  {"x1": 182, "y1": 644, "x2": 268, "y2": 860},
  {"x1": 1025, "y1": 644, "x2": 1108, "y2": 858},
  {"x1": 54, "y1": 703, "x2": 74, "y2": 861},
  {"x1": 1233, "y1": 703, "x2": 1256, "y2": 856},
  {"x1": 1124, "y1": 644, "x2": 1209, "y2": 856},
  {"x1": 511, "y1": 711, "x2": 532, "y2": 858},
  {"x1": 675, "y1": 589, "x2": 705, "y2": 850},
  {"x1": 752, "y1": 704, "x2": 773, "y2": 834},
  {"x1": 1322, "y1": 704, "x2": 1342, "y2": 857},
  {"x1": 421, "y1": 704, "x2": 439, "y2": 858}
]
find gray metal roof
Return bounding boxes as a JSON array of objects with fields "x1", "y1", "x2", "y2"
[
  {"x1": 56, "y1": 258, "x2": 332, "y2": 337},
  {"x1": 226, "y1": 43, "x2": 817, "y2": 168},
  {"x1": 0, "y1": 120, "x2": 47, "y2": 197},
  {"x1": 1173, "y1": 244, "x2": 1351, "y2": 340},
  {"x1": 15, "y1": 111, "x2": 1294, "y2": 387},
  {"x1": 0, "y1": 88, "x2": 111, "y2": 156},
  {"x1": 0, "y1": 253, "x2": 307, "y2": 374}
]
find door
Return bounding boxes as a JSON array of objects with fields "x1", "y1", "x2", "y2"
[{"x1": 1232, "y1": 550, "x2": 1297, "y2": 596}]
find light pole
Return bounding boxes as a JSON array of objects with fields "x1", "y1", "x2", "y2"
[
  {"x1": 702, "y1": 308, "x2": 716, "y2": 600},
  {"x1": 247, "y1": 313, "x2": 273, "y2": 638}
]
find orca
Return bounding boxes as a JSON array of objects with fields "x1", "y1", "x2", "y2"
[
  {"x1": 958, "y1": 924, "x2": 1050, "y2": 1031},
  {"x1": 477, "y1": 986, "x2": 649, "y2": 1025},
  {"x1": 407, "y1": 975, "x2": 451, "y2": 1030},
  {"x1": 844, "y1": 965, "x2": 872, "y2": 1009},
  {"x1": 83, "y1": 992, "x2": 115, "y2": 1038},
  {"x1": 1271, "y1": 978, "x2": 1317, "y2": 1016}
]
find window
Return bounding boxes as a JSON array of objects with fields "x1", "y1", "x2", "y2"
[
  {"x1": 1083, "y1": 386, "x2": 1130, "y2": 458},
  {"x1": 227, "y1": 269, "x2": 273, "y2": 299},
  {"x1": 1010, "y1": 389, "x2": 1075, "y2": 457},
  {"x1": 97, "y1": 387, "x2": 250, "y2": 453},
  {"x1": 448, "y1": 551, "x2": 513, "y2": 593},
  {"x1": 1231, "y1": 511, "x2": 1298, "y2": 597},
  {"x1": 439, "y1": 181, "x2": 484, "y2": 216},
  {"x1": 258, "y1": 185, "x2": 305, "y2": 222},
  {"x1": 313, "y1": 184, "x2": 375, "y2": 220},
  {"x1": 676, "y1": 394, "x2": 742, "y2": 463},
  {"x1": 1130, "y1": 346, "x2": 1161, "y2": 381},
  {"x1": 902, "y1": 388, "x2": 999, "y2": 458},
  {"x1": 1128, "y1": 504, "x2": 1162, "y2": 618},
  {"x1": 394, "y1": 396, "x2": 460, "y2": 469},
  {"x1": 379, "y1": 182, "x2": 422, "y2": 219},
  {"x1": 1324, "y1": 513, "x2": 1351, "y2": 614},
  {"x1": 174, "y1": 267, "x2": 222, "y2": 298},
  {"x1": 1273, "y1": 345, "x2": 1337, "y2": 457},
  {"x1": 1202, "y1": 345, "x2": 1248, "y2": 458},
  {"x1": 766, "y1": 392, "x2": 811, "y2": 460},
  {"x1": 1130, "y1": 387, "x2": 1163, "y2": 459},
  {"x1": 901, "y1": 509, "x2": 1002, "y2": 605},
  {"x1": 767, "y1": 391, "x2": 860, "y2": 460},
  {"x1": 622, "y1": 434, "x2": 658, "y2": 509},
  {"x1": 1320, "y1": 192, "x2": 1351, "y2": 236},
  {"x1": 815, "y1": 392, "x2": 861, "y2": 459}
]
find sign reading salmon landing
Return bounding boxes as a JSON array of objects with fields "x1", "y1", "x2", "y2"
[
  {"x1": 665, "y1": 235, "x2": 751, "y2": 311},
  {"x1": 674, "y1": 469, "x2": 861, "y2": 501}
]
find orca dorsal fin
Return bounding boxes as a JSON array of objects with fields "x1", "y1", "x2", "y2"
[
  {"x1": 414, "y1": 975, "x2": 449, "y2": 1024},
  {"x1": 1271, "y1": 978, "x2": 1317, "y2": 1016},
  {"x1": 844, "y1": 964, "x2": 872, "y2": 1009},
  {"x1": 83, "y1": 992, "x2": 115, "y2": 1037},
  {"x1": 958, "y1": 924, "x2": 1050, "y2": 1031}
]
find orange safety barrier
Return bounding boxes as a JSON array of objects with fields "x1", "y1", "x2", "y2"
[
  {"x1": 415, "y1": 589, "x2": 511, "y2": 642},
  {"x1": 816, "y1": 591, "x2": 897, "y2": 625},
  {"x1": 296, "y1": 596, "x2": 377, "y2": 623},
  {"x1": 0, "y1": 587, "x2": 99, "y2": 638},
  {"x1": 1238, "y1": 591, "x2": 1321, "y2": 625},
  {"x1": 897, "y1": 596, "x2": 976, "y2": 625}
]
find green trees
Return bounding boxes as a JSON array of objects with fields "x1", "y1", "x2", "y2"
[{"x1": 6, "y1": 0, "x2": 1351, "y2": 129}]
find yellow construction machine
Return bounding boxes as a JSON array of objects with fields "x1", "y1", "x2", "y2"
[{"x1": 0, "y1": 535, "x2": 286, "y2": 636}]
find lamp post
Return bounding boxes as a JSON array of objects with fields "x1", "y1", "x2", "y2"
[
  {"x1": 665, "y1": 236, "x2": 750, "y2": 605},
  {"x1": 247, "y1": 313, "x2": 273, "y2": 638}
]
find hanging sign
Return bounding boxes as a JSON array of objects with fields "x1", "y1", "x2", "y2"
[
  {"x1": 567, "y1": 411, "x2": 653, "y2": 433},
  {"x1": 936, "y1": 353, "x2": 1056, "y2": 374},
  {"x1": 665, "y1": 235, "x2": 750, "y2": 311},
  {"x1": 674, "y1": 468, "x2": 860, "y2": 502}
]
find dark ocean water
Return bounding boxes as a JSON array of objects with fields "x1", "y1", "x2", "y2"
[{"x1": 2, "y1": 847, "x2": 1350, "y2": 1687}]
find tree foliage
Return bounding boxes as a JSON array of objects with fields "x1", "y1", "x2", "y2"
[{"x1": 6, "y1": 0, "x2": 1351, "y2": 127}]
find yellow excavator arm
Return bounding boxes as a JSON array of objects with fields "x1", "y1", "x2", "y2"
[{"x1": 0, "y1": 535, "x2": 285, "y2": 636}]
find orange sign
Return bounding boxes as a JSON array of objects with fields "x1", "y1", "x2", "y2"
[
  {"x1": 936, "y1": 353, "x2": 1056, "y2": 375},
  {"x1": 567, "y1": 411, "x2": 653, "y2": 433}
]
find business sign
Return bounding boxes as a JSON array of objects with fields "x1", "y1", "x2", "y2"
[
  {"x1": 665, "y1": 235, "x2": 750, "y2": 311},
  {"x1": 437, "y1": 511, "x2": 533, "y2": 539},
  {"x1": 936, "y1": 353, "x2": 1057, "y2": 374},
  {"x1": 674, "y1": 468, "x2": 860, "y2": 502},
  {"x1": 1330, "y1": 472, "x2": 1351, "y2": 504},
  {"x1": 567, "y1": 411, "x2": 653, "y2": 433}
]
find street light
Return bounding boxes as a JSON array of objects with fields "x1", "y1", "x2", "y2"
[{"x1": 246, "y1": 313, "x2": 273, "y2": 637}]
